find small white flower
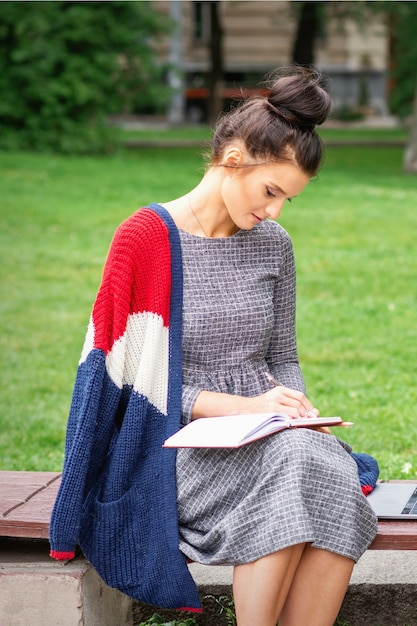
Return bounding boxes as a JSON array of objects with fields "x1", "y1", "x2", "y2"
[{"x1": 401, "y1": 462, "x2": 412, "y2": 475}]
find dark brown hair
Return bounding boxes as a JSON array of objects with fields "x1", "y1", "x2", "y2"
[{"x1": 210, "y1": 66, "x2": 332, "y2": 176}]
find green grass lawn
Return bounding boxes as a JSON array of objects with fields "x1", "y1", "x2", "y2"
[{"x1": 1, "y1": 133, "x2": 416, "y2": 480}]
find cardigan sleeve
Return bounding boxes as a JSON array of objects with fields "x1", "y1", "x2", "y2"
[
  {"x1": 49, "y1": 213, "x2": 142, "y2": 558},
  {"x1": 49, "y1": 207, "x2": 175, "y2": 558}
]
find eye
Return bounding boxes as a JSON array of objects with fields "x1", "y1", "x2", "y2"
[{"x1": 266, "y1": 187, "x2": 276, "y2": 198}]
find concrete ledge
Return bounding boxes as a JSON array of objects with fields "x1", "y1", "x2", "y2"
[
  {"x1": 339, "y1": 551, "x2": 417, "y2": 626},
  {"x1": 0, "y1": 538, "x2": 133, "y2": 626},
  {"x1": 135, "y1": 553, "x2": 417, "y2": 626},
  {"x1": 2, "y1": 538, "x2": 417, "y2": 626}
]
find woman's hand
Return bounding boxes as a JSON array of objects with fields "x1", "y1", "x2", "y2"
[
  {"x1": 245, "y1": 384, "x2": 317, "y2": 419},
  {"x1": 248, "y1": 387, "x2": 330, "y2": 434}
]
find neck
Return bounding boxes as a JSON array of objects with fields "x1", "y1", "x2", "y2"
[
  {"x1": 186, "y1": 174, "x2": 239, "y2": 238},
  {"x1": 161, "y1": 171, "x2": 240, "y2": 238}
]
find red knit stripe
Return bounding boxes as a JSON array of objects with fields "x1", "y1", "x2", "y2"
[
  {"x1": 49, "y1": 549, "x2": 76, "y2": 560},
  {"x1": 92, "y1": 208, "x2": 172, "y2": 354}
]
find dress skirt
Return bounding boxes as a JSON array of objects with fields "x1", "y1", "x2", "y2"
[{"x1": 177, "y1": 428, "x2": 377, "y2": 565}]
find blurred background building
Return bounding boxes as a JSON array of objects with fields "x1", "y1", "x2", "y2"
[{"x1": 151, "y1": 0, "x2": 389, "y2": 124}]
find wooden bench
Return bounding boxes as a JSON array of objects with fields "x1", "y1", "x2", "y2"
[
  {"x1": 1, "y1": 471, "x2": 416, "y2": 550},
  {"x1": 1, "y1": 470, "x2": 417, "y2": 626}
]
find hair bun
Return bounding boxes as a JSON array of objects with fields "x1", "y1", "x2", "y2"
[
  {"x1": 265, "y1": 100, "x2": 315, "y2": 132},
  {"x1": 266, "y1": 66, "x2": 332, "y2": 131}
]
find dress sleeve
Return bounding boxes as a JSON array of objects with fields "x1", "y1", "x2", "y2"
[
  {"x1": 266, "y1": 231, "x2": 306, "y2": 394},
  {"x1": 181, "y1": 384, "x2": 201, "y2": 424}
]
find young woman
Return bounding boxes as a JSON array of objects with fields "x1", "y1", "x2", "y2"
[
  {"x1": 50, "y1": 67, "x2": 377, "y2": 625},
  {"x1": 163, "y1": 67, "x2": 378, "y2": 626}
]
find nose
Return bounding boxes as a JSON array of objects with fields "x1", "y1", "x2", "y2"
[{"x1": 265, "y1": 199, "x2": 285, "y2": 220}]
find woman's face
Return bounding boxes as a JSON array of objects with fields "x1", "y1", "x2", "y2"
[{"x1": 220, "y1": 154, "x2": 311, "y2": 231}]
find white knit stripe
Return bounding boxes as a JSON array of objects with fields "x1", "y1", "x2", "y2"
[
  {"x1": 79, "y1": 312, "x2": 170, "y2": 415},
  {"x1": 79, "y1": 317, "x2": 95, "y2": 365},
  {"x1": 124, "y1": 311, "x2": 169, "y2": 415}
]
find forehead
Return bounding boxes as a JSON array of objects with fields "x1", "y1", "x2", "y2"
[{"x1": 252, "y1": 160, "x2": 310, "y2": 194}]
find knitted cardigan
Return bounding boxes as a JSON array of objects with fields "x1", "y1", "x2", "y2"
[{"x1": 49, "y1": 204, "x2": 202, "y2": 611}]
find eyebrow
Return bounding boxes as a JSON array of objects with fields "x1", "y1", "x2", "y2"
[{"x1": 268, "y1": 181, "x2": 289, "y2": 197}]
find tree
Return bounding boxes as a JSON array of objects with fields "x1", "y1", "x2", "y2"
[
  {"x1": 387, "y1": 1, "x2": 417, "y2": 119},
  {"x1": 379, "y1": 2, "x2": 417, "y2": 173},
  {"x1": 206, "y1": 1, "x2": 224, "y2": 125},
  {"x1": 290, "y1": 1, "x2": 369, "y2": 67},
  {"x1": 404, "y1": 82, "x2": 417, "y2": 173},
  {"x1": 167, "y1": 0, "x2": 185, "y2": 126},
  {"x1": 291, "y1": 1, "x2": 324, "y2": 66},
  {"x1": 0, "y1": 1, "x2": 169, "y2": 153}
]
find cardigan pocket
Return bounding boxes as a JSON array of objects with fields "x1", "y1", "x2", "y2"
[
  {"x1": 84, "y1": 484, "x2": 146, "y2": 590},
  {"x1": 81, "y1": 480, "x2": 180, "y2": 602}
]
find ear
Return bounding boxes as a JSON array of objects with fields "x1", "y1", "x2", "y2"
[{"x1": 222, "y1": 145, "x2": 245, "y2": 168}]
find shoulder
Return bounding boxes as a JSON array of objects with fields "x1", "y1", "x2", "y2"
[
  {"x1": 256, "y1": 219, "x2": 292, "y2": 240},
  {"x1": 107, "y1": 204, "x2": 180, "y2": 268},
  {"x1": 92, "y1": 205, "x2": 178, "y2": 350},
  {"x1": 98, "y1": 205, "x2": 176, "y2": 310},
  {"x1": 248, "y1": 220, "x2": 294, "y2": 254},
  {"x1": 113, "y1": 205, "x2": 172, "y2": 250}
]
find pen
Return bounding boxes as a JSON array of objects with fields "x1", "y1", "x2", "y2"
[{"x1": 264, "y1": 372, "x2": 318, "y2": 419}]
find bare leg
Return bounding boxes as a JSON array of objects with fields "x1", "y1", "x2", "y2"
[
  {"x1": 279, "y1": 545, "x2": 354, "y2": 626},
  {"x1": 233, "y1": 544, "x2": 306, "y2": 626}
]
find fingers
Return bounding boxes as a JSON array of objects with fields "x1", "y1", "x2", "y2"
[
  {"x1": 308, "y1": 426, "x2": 331, "y2": 435},
  {"x1": 267, "y1": 385, "x2": 318, "y2": 419},
  {"x1": 318, "y1": 426, "x2": 331, "y2": 434}
]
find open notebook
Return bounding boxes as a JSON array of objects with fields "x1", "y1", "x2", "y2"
[{"x1": 163, "y1": 412, "x2": 345, "y2": 448}]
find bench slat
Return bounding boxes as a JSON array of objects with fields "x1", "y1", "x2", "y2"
[
  {"x1": 0, "y1": 471, "x2": 61, "y2": 538},
  {"x1": 1, "y1": 471, "x2": 417, "y2": 549},
  {"x1": 370, "y1": 521, "x2": 417, "y2": 550}
]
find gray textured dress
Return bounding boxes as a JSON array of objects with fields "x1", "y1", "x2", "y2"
[{"x1": 176, "y1": 220, "x2": 377, "y2": 565}]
